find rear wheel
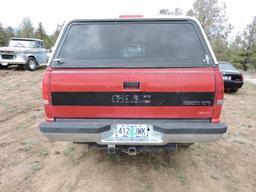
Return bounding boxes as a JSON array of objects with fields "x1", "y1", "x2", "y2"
[{"x1": 25, "y1": 57, "x2": 37, "y2": 71}]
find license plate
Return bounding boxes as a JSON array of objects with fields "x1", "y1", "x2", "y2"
[
  {"x1": 116, "y1": 124, "x2": 148, "y2": 138},
  {"x1": 2, "y1": 62, "x2": 8, "y2": 66}
]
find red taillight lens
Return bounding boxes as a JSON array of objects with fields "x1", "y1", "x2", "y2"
[
  {"x1": 241, "y1": 73, "x2": 243, "y2": 81},
  {"x1": 42, "y1": 67, "x2": 53, "y2": 122},
  {"x1": 42, "y1": 68, "x2": 51, "y2": 103},
  {"x1": 212, "y1": 68, "x2": 224, "y2": 123}
]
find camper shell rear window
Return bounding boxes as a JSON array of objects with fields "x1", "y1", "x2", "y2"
[{"x1": 52, "y1": 19, "x2": 215, "y2": 68}]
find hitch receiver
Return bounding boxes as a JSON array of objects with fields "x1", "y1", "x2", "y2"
[{"x1": 107, "y1": 144, "x2": 116, "y2": 154}]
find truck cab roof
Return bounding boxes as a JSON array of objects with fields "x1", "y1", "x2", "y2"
[{"x1": 11, "y1": 38, "x2": 43, "y2": 42}]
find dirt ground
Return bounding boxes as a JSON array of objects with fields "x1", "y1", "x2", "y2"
[{"x1": 0, "y1": 67, "x2": 255, "y2": 192}]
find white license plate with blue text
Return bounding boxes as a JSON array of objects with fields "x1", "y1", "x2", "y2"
[{"x1": 116, "y1": 124, "x2": 148, "y2": 138}]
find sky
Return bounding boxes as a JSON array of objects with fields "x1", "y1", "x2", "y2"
[{"x1": 0, "y1": 0, "x2": 255, "y2": 39}]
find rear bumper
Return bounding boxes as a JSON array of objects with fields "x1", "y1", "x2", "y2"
[
  {"x1": 0, "y1": 58, "x2": 26, "y2": 65},
  {"x1": 39, "y1": 119, "x2": 227, "y2": 145},
  {"x1": 224, "y1": 80, "x2": 243, "y2": 89}
]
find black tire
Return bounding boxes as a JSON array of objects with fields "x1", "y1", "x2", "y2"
[
  {"x1": 0, "y1": 65, "x2": 8, "y2": 69},
  {"x1": 25, "y1": 57, "x2": 37, "y2": 71},
  {"x1": 225, "y1": 88, "x2": 238, "y2": 93},
  {"x1": 178, "y1": 143, "x2": 193, "y2": 148},
  {"x1": 230, "y1": 88, "x2": 238, "y2": 93}
]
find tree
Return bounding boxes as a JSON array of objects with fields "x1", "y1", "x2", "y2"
[
  {"x1": 5, "y1": 26, "x2": 15, "y2": 40},
  {"x1": 229, "y1": 34, "x2": 244, "y2": 68},
  {"x1": 159, "y1": 8, "x2": 183, "y2": 16},
  {"x1": 0, "y1": 23, "x2": 8, "y2": 46},
  {"x1": 0, "y1": 24, "x2": 15, "y2": 46},
  {"x1": 187, "y1": 0, "x2": 232, "y2": 41},
  {"x1": 49, "y1": 23, "x2": 63, "y2": 47},
  {"x1": 237, "y1": 17, "x2": 256, "y2": 70},
  {"x1": 0, "y1": 19, "x2": 66, "y2": 50},
  {"x1": 35, "y1": 22, "x2": 51, "y2": 48},
  {"x1": 35, "y1": 22, "x2": 46, "y2": 40},
  {"x1": 211, "y1": 38, "x2": 230, "y2": 61},
  {"x1": 17, "y1": 17, "x2": 34, "y2": 38}
]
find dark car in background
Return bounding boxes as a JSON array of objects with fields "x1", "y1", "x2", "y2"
[{"x1": 219, "y1": 61, "x2": 243, "y2": 93}]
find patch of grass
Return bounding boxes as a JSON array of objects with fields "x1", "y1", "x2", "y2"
[
  {"x1": 20, "y1": 139, "x2": 49, "y2": 157},
  {"x1": 6, "y1": 159, "x2": 19, "y2": 167},
  {"x1": 143, "y1": 151, "x2": 174, "y2": 171},
  {"x1": 20, "y1": 138, "x2": 39, "y2": 145},
  {"x1": 240, "y1": 132, "x2": 249, "y2": 137},
  {"x1": 17, "y1": 123, "x2": 29, "y2": 130},
  {"x1": 20, "y1": 140, "x2": 33, "y2": 151},
  {"x1": 63, "y1": 144, "x2": 75, "y2": 159},
  {"x1": 33, "y1": 94, "x2": 41, "y2": 100},
  {"x1": 38, "y1": 148, "x2": 49, "y2": 157},
  {"x1": 233, "y1": 139, "x2": 245, "y2": 145},
  {"x1": 153, "y1": 162, "x2": 161, "y2": 171},
  {"x1": 5, "y1": 105, "x2": 17, "y2": 113},
  {"x1": 107, "y1": 153, "x2": 121, "y2": 162},
  {"x1": 23, "y1": 175, "x2": 31, "y2": 181},
  {"x1": 30, "y1": 162, "x2": 42, "y2": 172},
  {"x1": 141, "y1": 183, "x2": 153, "y2": 192},
  {"x1": 30, "y1": 114, "x2": 39, "y2": 119},
  {"x1": 210, "y1": 175, "x2": 219, "y2": 180},
  {"x1": 206, "y1": 159, "x2": 215, "y2": 167},
  {"x1": 176, "y1": 172, "x2": 188, "y2": 185},
  {"x1": 171, "y1": 162, "x2": 188, "y2": 186},
  {"x1": 64, "y1": 185, "x2": 73, "y2": 192}
]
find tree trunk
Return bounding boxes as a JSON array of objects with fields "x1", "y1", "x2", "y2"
[{"x1": 241, "y1": 61, "x2": 248, "y2": 71}]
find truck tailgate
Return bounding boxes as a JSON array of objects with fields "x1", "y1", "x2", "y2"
[{"x1": 46, "y1": 67, "x2": 215, "y2": 119}]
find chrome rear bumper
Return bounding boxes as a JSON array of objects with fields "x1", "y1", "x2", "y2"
[
  {"x1": 0, "y1": 58, "x2": 26, "y2": 65},
  {"x1": 39, "y1": 119, "x2": 227, "y2": 145}
]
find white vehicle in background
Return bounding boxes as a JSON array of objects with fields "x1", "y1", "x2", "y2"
[
  {"x1": 46, "y1": 48, "x2": 53, "y2": 59},
  {"x1": 0, "y1": 38, "x2": 48, "y2": 71}
]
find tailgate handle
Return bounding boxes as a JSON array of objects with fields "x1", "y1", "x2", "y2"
[{"x1": 123, "y1": 81, "x2": 140, "y2": 89}]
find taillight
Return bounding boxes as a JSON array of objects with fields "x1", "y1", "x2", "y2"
[
  {"x1": 42, "y1": 67, "x2": 53, "y2": 122},
  {"x1": 212, "y1": 68, "x2": 224, "y2": 123},
  {"x1": 42, "y1": 68, "x2": 51, "y2": 103},
  {"x1": 240, "y1": 73, "x2": 243, "y2": 81}
]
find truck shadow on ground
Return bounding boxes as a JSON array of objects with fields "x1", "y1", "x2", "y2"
[{"x1": 88, "y1": 147, "x2": 195, "y2": 171}]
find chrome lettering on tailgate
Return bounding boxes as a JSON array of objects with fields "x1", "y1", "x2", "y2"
[
  {"x1": 112, "y1": 94, "x2": 151, "y2": 104},
  {"x1": 183, "y1": 100, "x2": 212, "y2": 106}
]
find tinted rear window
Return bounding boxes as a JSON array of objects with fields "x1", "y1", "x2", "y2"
[
  {"x1": 54, "y1": 21, "x2": 214, "y2": 68},
  {"x1": 219, "y1": 63, "x2": 238, "y2": 71}
]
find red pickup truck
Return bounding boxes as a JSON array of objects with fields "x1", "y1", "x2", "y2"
[{"x1": 39, "y1": 17, "x2": 227, "y2": 154}]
